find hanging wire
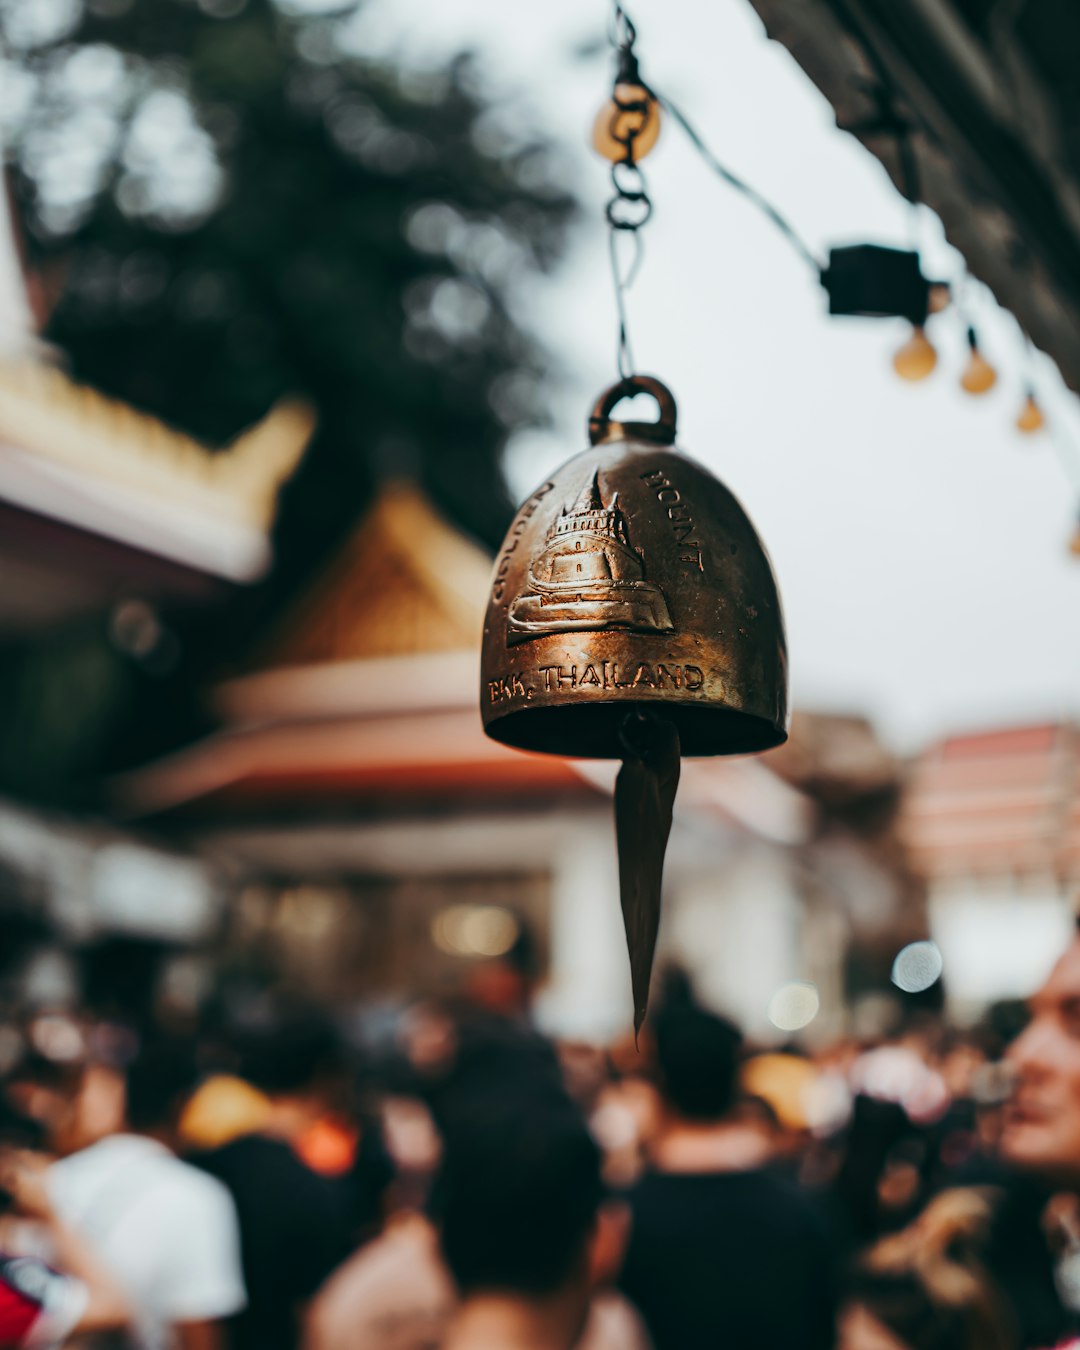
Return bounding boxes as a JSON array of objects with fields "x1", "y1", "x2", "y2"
[
  {"x1": 654, "y1": 92, "x2": 823, "y2": 275},
  {"x1": 606, "y1": 0, "x2": 822, "y2": 277},
  {"x1": 609, "y1": 229, "x2": 641, "y2": 378}
]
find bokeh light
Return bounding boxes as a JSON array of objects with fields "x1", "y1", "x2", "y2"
[
  {"x1": 431, "y1": 904, "x2": 520, "y2": 958},
  {"x1": 891, "y1": 940, "x2": 944, "y2": 993},
  {"x1": 767, "y1": 981, "x2": 820, "y2": 1032}
]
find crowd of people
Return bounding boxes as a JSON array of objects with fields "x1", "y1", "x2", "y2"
[{"x1": 2, "y1": 922, "x2": 1080, "y2": 1350}]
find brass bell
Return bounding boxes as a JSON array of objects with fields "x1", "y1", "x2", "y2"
[
  {"x1": 481, "y1": 375, "x2": 788, "y2": 758},
  {"x1": 480, "y1": 375, "x2": 788, "y2": 1031}
]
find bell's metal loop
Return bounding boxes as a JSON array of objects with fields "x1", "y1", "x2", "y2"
[
  {"x1": 481, "y1": 375, "x2": 788, "y2": 761},
  {"x1": 589, "y1": 374, "x2": 677, "y2": 447}
]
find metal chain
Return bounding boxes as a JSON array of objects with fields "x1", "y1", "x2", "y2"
[
  {"x1": 606, "y1": 0, "x2": 821, "y2": 279},
  {"x1": 605, "y1": 2, "x2": 653, "y2": 379}
]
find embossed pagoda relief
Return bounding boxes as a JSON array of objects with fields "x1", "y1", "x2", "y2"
[{"x1": 507, "y1": 471, "x2": 674, "y2": 644}]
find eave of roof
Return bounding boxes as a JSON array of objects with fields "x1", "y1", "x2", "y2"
[
  {"x1": 746, "y1": 0, "x2": 1080, "y2": 392},
  {"x1": 0, "y1": 361, "x2": 314, "y2": 582}
]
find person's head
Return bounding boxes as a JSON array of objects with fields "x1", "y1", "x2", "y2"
[
  {"x1": 463, "y1": 919, "x2": 539, "y2": 1018},
  {"x1": 839, "y1": 1188, "x2": 1018, "y2": 1350},
  {"x1": 432, "y1": 1086, "x2": 623, "y2": 1320},
  {"x1": 427, "y1": 1014, "x2": 563, "y2": 1137},
  {"x1": 237, "y1": 1013, "x2": 344, "y2": 1102},
  {"x1": 653, "y1": 1002, "x2": 742, "y2": 1123},
  {"x1": 0, "y1": 1094, "x2": 46, "y2": 1153},
  {"x1": 937, "y1": 1037, "x2": 987, "y2": 1100},
  {"x1": 3, "y1": 1053, "x2": 80, "y2": 1151},
  {"x1": 226, "y1": 1013, "x2": 348, "y2": 1143},
  {"x1": 4, "y1": 1050, "x2": 129, "y2": 1157},
  {"x1": 125, "y1": 1039, "x2": 199, "y2": 1142},
  {"x1": 1002, "y1": 928, "x2": 1080, "y2": 1179}
]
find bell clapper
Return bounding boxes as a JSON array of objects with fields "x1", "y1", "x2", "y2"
[{"x1": 615, "y1": 707, "x2": 681, "y2": 1037}]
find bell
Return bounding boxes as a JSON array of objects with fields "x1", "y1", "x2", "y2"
[
  {"x1": 481, "y1": 375, "x2": 788, "y2": 758},
  {"x1": 480, "y1": 376, "x2": 788, "y2": 1032}
]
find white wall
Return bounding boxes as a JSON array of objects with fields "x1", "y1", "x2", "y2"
[
  {"x1": 929, "y1": 877, "x2": 1075, "y2": 1018},
  {"x1": 664, "y1": 848, "x2": 804, "y2": 1034}
]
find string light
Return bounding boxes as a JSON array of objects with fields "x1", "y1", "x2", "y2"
[
  {"x1": 959, "y1": 327, "x2": 997, "y2": 395},
  {"x1": 655, "y1": 91, "x2": 822, "y2": 274},
  {"x1": 1016, "y1": 388, "x2": 1046, "y2": 434},
  {"x1": 599, "y1": 0, "x2": 1079, "y2": 518},
  {"x1": 892, "y1": 326, "x2": 937, "y2": 382},
  {"x1": 592, "y1": 45, "x2": 661, "y2": 163}
]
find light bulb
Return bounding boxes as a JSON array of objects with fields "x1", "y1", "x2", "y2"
[
  {"x1": 1016, "y1": 392, "x2": 1046, "y2": 434},
  {"x1": 960, "y1": 330, "x2": 997, "y2": 394},
  {"x1": 1070, "y1": 524, "x2": 1080, "y2": 559},
  {"x1": 927, "y1": 284, "x2": 951, "y2": 315},
  {"x1": 592, "y1": 83, "x2": 661, "y2": 163},
  {"x1": 892, "y1": 326, "x2": 937, "y2": 381}
]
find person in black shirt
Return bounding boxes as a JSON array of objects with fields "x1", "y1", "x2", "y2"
[
  {"x1": 192, "y1": 1017, "x2": 390, "y2": 1350},
  {"x1": 619, "y1": 1000, "x2": 837, "y2": 1350},
  {"x1": 196, "y1": 1131, "x2": 351, "y2": 1350}
]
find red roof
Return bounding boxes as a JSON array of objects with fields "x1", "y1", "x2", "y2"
[{"x1": 900, "y1": 722, "x2": 1080, "y2": 881}]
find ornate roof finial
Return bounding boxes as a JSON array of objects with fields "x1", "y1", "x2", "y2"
[{"x1": 569, "y1": 470, "x2": 605, "y2": 517}]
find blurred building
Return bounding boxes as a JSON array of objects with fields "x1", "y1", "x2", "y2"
[
  {"x1": 0, "y1": 190, "x2": 312, "y2": 1018},
  {"x1": 0, "y1": 359, "x2": 312, "y2": 611},
  {"x1": 0, "y1": 167, "x2": 931, "y2": 1039},
  {"x1": 111, "y1": 484, "x2": 921, "y2": 1041},
  {"x1": 12, "y1": 31, "x2": 1079, "y2": 1040},
  {"x1": 0, "y1": 176, "x2": 312, "y2": 607},
  {"x1": 900, "y1": 722, "x2": 1080, "y2": 1019}
]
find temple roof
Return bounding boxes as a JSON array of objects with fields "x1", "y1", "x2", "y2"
[
  {"x1": 899, "y1": 722, "x2": 1080, "y2": 881},
  {"x1": 0, "y1": 358, "x2": 313, "y2": 582},
  {"x1": 115, "y1": 480, "x2": 814, "y2": 840},
  {"x1": 259, "y1": 481, "x2": 493, "y2": 667}
]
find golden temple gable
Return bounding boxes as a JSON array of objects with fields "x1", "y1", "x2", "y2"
[
  {"x1": 263, "y1": 482, "x2": 492, "y2": 666},
  {"x1": 0, "y1": 359, "x2": 313, "y2": 530}
]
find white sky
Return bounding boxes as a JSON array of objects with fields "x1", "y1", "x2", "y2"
[{"x1": 356, "y1": 0, "x2": 1080, "y2": 753}]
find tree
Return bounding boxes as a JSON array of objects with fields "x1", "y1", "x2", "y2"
[{"x1": 0, "y1": 0, "x2": 576, "y2": 801}]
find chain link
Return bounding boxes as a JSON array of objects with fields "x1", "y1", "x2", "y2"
[{"x1": 604, "y1": 3, "x2": 653, "y2": 378}]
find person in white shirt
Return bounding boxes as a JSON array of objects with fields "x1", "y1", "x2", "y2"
[
  {"x1": 46, "y1": 1041, "x2": 245, "y2": 1350},
  {"x1": 0, "y1": 1145, "x2": 133, "y2": 1347}
]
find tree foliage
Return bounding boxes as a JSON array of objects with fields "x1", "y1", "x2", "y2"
[
  {"x1": 7, "y1": 0, "x2": 578, "y2": 548},
  {"x1": 0, "y1": 0, "x2": 576, "y2": 801}
]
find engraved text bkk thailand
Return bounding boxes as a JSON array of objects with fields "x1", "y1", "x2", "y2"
[{"x1": 487, "y1": 661, "x2": 705, "y2": 705}]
